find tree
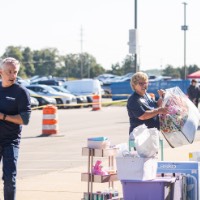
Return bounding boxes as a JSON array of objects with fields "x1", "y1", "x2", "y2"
[
  {"x1": 33, "y1": 48, "x2": 59, "y2": 76},
  {"x1": 186, "y1": 64, "x2": 200, "y2": 78},
  {"x1": 2, "y1": 46, "x2": 26, "y2": 77},
  {"x1": 162, "y1": 65, "x2": 180, "y2": 78},
  {"x1": 121, "y1": 55, "x2": 136, "y2": 74},
  {"x1": 81, "y1": 53, "x2": 105, "y2": 78},
  {"x1": 2, "y1": 45, "x2": 199, "y2": 80},
  {"x1": 107, "y1": 63, "x2": 122, "y2": 75},
  {"x1": 106, "y1": 55, "x2": 135, "y2": 76},
  {"x1": 62, "y1": 53, "x2": 79, "y2": 79},
  {"x1": 62, "y1": 53, "x2": 105, "y2": 79},
  {"x1": 22, "y1": 47, "x2": 35, "y2": 77}
]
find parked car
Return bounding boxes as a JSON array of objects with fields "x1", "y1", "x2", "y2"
[
  {"x1": 26, "y1": 84, "x2": 77, "y2": 109},
  {"x1": 51, "y1": 86, "x2": 88, "y2": 108},
  {"x1": 63, "y1": 79, "x2": 103, "y2": 106},
  {"x1": 96, "y1": 74, "x2": 119, "y2": 84},
  {"x1": 30, "y1": 96, "x2": 39, "y2": 108},
  {"x1": 32, "y1": 79, "x2": 64, "y2": 86},
  {"x1": 27, "y1": 89, "x2": 57, "y2": 107},
  {"x1": 16, "y1": 76, "x2": 30, "y2": 86}
]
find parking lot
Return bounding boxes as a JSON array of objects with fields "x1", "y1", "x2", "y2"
[
  {"x1": 15, "y1": 106, "x2": 130, "y2": 178},
  {"x1": 0, "y1": 105, "x2": 199, "y2": 199},
  {"x1": 4, "y1": 104, "x2": 200, "y2": 179}
]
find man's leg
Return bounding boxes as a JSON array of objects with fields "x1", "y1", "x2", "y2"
[
  {"x1": 196, "y1": 99, "x2": 199, "y2": 108},
  {"x1": 0, "y1": 145, "x2": 3, "y2": 161},
  {"x1": 2, "y1": 145, "x2": 19, "y2": 200}
]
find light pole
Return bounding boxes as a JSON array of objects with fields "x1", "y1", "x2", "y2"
[
  {"x1": 181, "y1": 2, "x2": 188, "y2": 80},
  {"x1": 134, "y1": 0, "x2": 138, "y2": 72},
  {"x1": 128, "y1": 0, "x2": 138, "y2": 73},
  {"x1": 87, "y1": 59, "x2": 90, "y2": 78},
  {"x1": 80, "y1": 26, "x2": 83, "y2": 79}
]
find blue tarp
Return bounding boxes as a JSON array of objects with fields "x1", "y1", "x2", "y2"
[{"x1": 111, "y1": 80, "x2": 190, "y2": 101}]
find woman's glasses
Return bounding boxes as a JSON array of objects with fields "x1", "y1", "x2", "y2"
[{"x1": 138, "y1": 82, "x2": 148, "y2": 86}]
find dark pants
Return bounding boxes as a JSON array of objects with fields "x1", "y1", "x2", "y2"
[
  {"x1": 195, "y1": 98, "x2": 199, "y2": 107},
  {"x1": 0, "y1": 145, "x2": 19, "y2": 200},
  {"x1": 192, "y1": 98, "x2": 199, "y2": 107}
]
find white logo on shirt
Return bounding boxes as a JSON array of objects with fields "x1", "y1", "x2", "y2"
[
  {"x1": 140, "y1": 99, "x2": 146, "y2": 103},
  {"x1": 6, "y1": 96, "x2": 15, "y2": 101}
]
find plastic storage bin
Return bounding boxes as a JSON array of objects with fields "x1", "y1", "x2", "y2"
[
  {"x1": 121, "y1": 177, "x2": 176, "y2": 200},
  {"x1": 87, "y1": 137, "x2": 110, "y2": 149}
]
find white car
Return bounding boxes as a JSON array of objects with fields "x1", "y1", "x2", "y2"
[
  {"x1": 63, "y1": 79, "x2": 103, "y2": 106},
  {"x1": 26, "y1": 84, "x2": 77, "y2": 109}
]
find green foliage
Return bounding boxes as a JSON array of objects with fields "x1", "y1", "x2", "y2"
[
  {"x1": 106, "y1": 55, "x2": 135, "y2": 76},
  {"x1": 163, "y1": 64, "x2": 200, "y2": 79},
  {"x1": 33, "y1": 48, "x2": 59, "y2": 76},
  {"x1": 22, "y1": 47, "x2": 35, "y2": 77},
  {"x1": 1, "y1": 45, "x2": 200, "y2": 79},
  {"x1": 162, "y1": 65, "x2": 181, "y2": 78},
  {"x1": 121, "y1": 55, "x2": 136, "y2": 74}
]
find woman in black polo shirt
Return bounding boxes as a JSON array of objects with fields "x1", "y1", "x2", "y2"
[{"x1": 127, "y1": 72, "x2": 169, "y2": 134}]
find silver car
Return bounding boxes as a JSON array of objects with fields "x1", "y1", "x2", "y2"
[{"x1": 26, "y1": 84, "x2": 77, "y2": 109}]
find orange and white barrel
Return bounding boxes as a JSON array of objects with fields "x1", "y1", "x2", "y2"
[
  {"x1": 42, "y1": 105, "x2": 58, "y2": 135},
  {"x1": 92, "y1": 94, "x2": 101, "y2": 111}
]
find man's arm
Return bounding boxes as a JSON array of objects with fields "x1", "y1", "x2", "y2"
[{"x1": 0, "y1": 112, "x2": 31, "y2": 125}]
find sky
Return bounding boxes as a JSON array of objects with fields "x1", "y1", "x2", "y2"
[{"x1": 1, "y1": 0, "x2": 200, "y2": 71}]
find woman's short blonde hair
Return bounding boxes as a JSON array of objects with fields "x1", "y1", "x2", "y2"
[{"x1": 130, "y1": 72, "x2": 148, "y2": 90}]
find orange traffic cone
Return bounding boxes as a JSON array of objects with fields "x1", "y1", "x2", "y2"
[
  {"x1": 42, "y1": 105, "x2": 58, "y2": 135},
  {"x1": 92, "y1": 95, "x2": 101, "y2": 111}
]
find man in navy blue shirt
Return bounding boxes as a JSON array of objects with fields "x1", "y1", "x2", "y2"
[
  {"x1": 0, "y1": 57, "x2": 31, "y2": 200},
  {"x1": 127, "y1": 72, "x2": 168, "y2": 134},
  {"x1": 187, "y1": 79, "x2": 199, "y2": 107}
]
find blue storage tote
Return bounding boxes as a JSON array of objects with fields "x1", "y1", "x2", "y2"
[{"x1": 121, "y1": 177, "x2": 176, "y2": 200}]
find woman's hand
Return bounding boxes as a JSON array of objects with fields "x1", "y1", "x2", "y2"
[
  {"x1": 157, "y1": 89, "x2": 165, "y2": 98},
  {"x1": 157, "y1": 107, "x2": 169, "y2": 115}
]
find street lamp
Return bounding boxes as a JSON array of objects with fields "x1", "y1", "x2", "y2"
[
  {"x1": 135, "y1": 0, "x2": 139, "y2": 72},
  {"x1": 134, "y1": 0, "x2": 138, "y2": 72},
  {"x1": 80, "y1": 26, "x2": 83, "y2": 79},
  {"x1": 128, "y1": 0, "x2": 138, "y2": 73},
  {"x1": 181, "y1": 2, "x2": 188, "y2": 80}
]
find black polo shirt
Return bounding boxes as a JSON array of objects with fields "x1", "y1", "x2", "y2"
[
  {"x1": 0, "y1": 83, "x2": 31, "y2": 147},
  {"x1": 127, "y1": 92, "x2": 159, "y2": 134}
]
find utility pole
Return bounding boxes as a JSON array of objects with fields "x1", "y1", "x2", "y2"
[
  {"x1": 80, "y1": 26, "x2": 83, "y2": 79},
  {"x1": 88, "y1": 59, "x2": 90, "y2": 78},
  {"x1": 181, "y1": 2, "x2": 188, "y2": 80},
  {"x1": 128, "y1": 0, "x2": 138, "y2": 73},
  {"x1": 134, "y1": 0, "x2": 138, "y2": 73}
]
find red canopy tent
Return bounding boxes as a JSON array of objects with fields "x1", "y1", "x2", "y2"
[{"x1": 187, "y1": 70, "x2": 200, "y2": 79}]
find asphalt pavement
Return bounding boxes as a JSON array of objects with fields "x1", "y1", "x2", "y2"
[{"x1": 0, "y1": 106, "x2": 199, "y2": 200}]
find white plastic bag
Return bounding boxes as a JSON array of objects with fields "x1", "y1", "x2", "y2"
[
  {"x1": 132, "y1": 124, "x2": 160, "y2": 158},
  {"x1": 115, "y1": 143, "x2": 129, "y2": 157}
]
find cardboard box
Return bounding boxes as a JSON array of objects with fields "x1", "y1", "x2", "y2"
[
  {"x1": 116, "y1": 156, "x2": 158, "y2": 181},
  {"x1": 157, "y1": 161, "x2": 200, "y2": 200}
]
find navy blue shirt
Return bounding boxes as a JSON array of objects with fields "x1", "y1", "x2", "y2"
[
  {"x1": 127, "y1": 92, "x2": 159, "y2": 134},
  {"x1": 0, "y1": 83, "x2": 31, "y2": 147}
]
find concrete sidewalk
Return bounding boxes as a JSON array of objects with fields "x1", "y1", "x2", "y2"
[{"x1": 0, "y1": 140, "x2": 199, "y2": 200}]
